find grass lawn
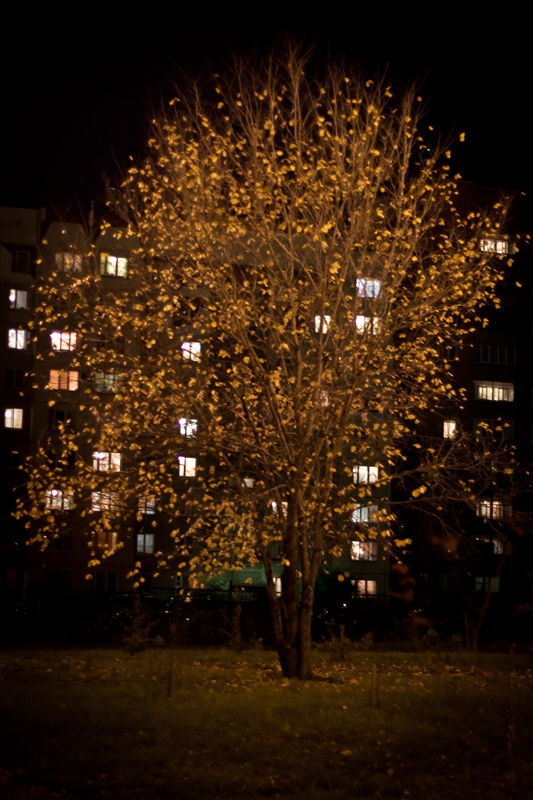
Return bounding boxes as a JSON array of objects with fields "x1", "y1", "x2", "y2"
[{"x1": 0, "y1": 647, "x2": 532, "y2": 799}]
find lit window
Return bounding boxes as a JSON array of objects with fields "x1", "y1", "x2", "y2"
[
  {"x1": 95, "y1": 372, "x2": 123, "y2": 393},
  {"x1": 91, "y1": 492, "x2": 118, "y2": 512},
  {"x1": 351, "y1": 541, "x2": 378, "y2": 561},
  {"x1": 356, "y1": 579, "x2": 377, "y2": 597},
  {"x1": 475, "y1": 576, "x2": 500, "y2": 593},
  {"x1": 243, "y1": 477, "x2": 254, "y2": 488},
  {"x1": 92, "y1": 452, "x2": 121, "y2": 472},
  {"x1": 139, "y1": 496, "x2": 156, "y2": 515},
  {"x1": 49, "y1": 370, "x2": 79, "y2": 391},
  {"x1": 443, "y1": 420, "x2": 456, "y2": 439},
  {"x1": 177, "y1": 455, "x2": 196, "y2": 477},
  {"x1": 4, "y1": 408, "x2": 23, "y2": 429},
  {"x1": 354, "y1": 315, "x2": 380, "y2": 335},
  {"x1": 45, "y1": 489, "x2": 74, "y2": 510},
  {"x1": 50, "y1": 331, "x2": 78, "y2": 351},
  {"x1": 476, "y1": 498, "x2": 512, "y2": 519},
  {"x1": 318, "y1": 389, "x2": 329, "y2": 408},
  {"x1": 314, "y1": 315, "x2": 331, "y2": 333},
  {"x1": 181, "y1": 342, "x2": 201, "y2": 361},
  {"x1": 9, "y1": 289, "x2": 28, "y2": 309},
  {"x1": 493, "y1": 540, "x2": 504, "y2": 555},
  {"x1": 137, "y1": 533, "x2": 155, "y2": 554},
  {"x1": 353, "y1": 465, "x2": 378, "y2": 484},
  {"x1": 480, "y1": 238, "x2": 508, "y2": 254},
  {"x1": 356, "y1": 278, "x2": 382, "y2": 298},
  {"x1": 178, "y1": 418, "x2": 198, "y2": 437},
  {"x1": 273, "y1": 576, "x2": 282, "y2": 596},
  {"x1": 475, "y1": 381, "x2": 514, "y2": 402},
  {"x1": 55, "y1": 252, "x2": 82, "y2": 272},
  {"x1": 352, "y1": 504, "x2": 379, "y2": 523},
  {"x1": 272, "y1": 500, "x2": 288, "y2": 517},
  {"x1": 8, "y1": 328, "x2": 28, "y2": 350},
  {"x1": 100, "y1": 254, "x2": 128, "y2": 277}
]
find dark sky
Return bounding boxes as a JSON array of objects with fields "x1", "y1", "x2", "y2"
[{"x1": 1, "y1": 8, "x2": 530, "y2": 217}]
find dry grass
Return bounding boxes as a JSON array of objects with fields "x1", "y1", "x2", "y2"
[{"x1": 0, "y1": 647, "x2": 532, "y2": 798}]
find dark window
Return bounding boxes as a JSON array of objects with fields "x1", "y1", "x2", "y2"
[
  {"x1": 95, "y1": 572, "x2": 106, "y2": 591},
  {"x1": 49, "y1": 408, "x2": 76, "y2": 430},
  {"x1": 476, "y1": 344, "x2": 516, "y2": 365},
  {"x1": 4, "y1": 449, "x2": 21, "y2": 469},
  {"x1": 6, "y1": 369, "x2": 24, "y2": 389},
  {"x1": 51, "y1": 533, "x2": 72, "y2": 550},
  {"x1": 11, "y1": 250, "x2": 31, "y2": 273},
  {"x1": 44, "y1": 570, "x2": 71, "y2": 592},
  {"x1": 107, "y1": 572, "x2": 117, "y2": 592}
]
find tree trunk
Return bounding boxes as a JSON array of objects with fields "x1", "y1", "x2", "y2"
[{"x1": 265, "y1": 574, "x2": 316, "y2": 680}]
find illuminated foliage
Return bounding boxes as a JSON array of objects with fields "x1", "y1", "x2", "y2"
[{"x1": 19, "y1": 54, "x2": 514, "y2": 678}]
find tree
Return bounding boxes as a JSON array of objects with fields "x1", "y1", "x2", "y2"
[{"x1": 21, "y1": 53, "x2": 514, "y2": 679}]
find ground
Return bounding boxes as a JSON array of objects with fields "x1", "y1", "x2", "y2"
[{"x1": 0, "y1": 647, "x2": 532, "y2": 799}]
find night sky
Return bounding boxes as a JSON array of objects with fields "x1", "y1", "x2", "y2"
[{"x1": 1, "y1": 9, "x2": 530, "y2": 218}]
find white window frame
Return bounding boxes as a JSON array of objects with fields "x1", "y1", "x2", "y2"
[
  {"x1": 356, "y1": 579, "x2": 377, "y2": 597},
  {"x1": 9, "y1": 289, "x2": 28, "y2": 309},
  {"x1": 91, "y1": 492, "x2": 118, "y2": 512},
  {"x1": 8, "y1": 328, "x2": 28, "y2": 350},
  {"x1": 354, "y1": 315, "x2": 380, "y2": 335},
  {"x1": 49, "y1": 370, "x2": 79, "y2": 391},
  {"x1": 443, "y1": 420, "x2": 457, "y2": 439},
  {"x1": 177, "y1": 455, "x2": 196, "y2": 477},
  {"x1": 318, "y1": 389, "x2": 329, "y2": 408},
  {"x1": 178, "y1": 418, "x2": 198, "y2": 437},
  {"x1": 100, "y1": 253, "x2": 128, "y2": 277},
  {"x1": 136, "y1": 533, "x2": 155, "y2": 554},
  {"x1": 181, "y1": 342, "x2": 201, "y2": 361},
  {"x1": 50, "y1": 331, "x2": 78, "y2": 351},
  {"x1": 351, "y1": 541, "x2": 378, "y2": 561},
  {"x1": 356, "y1": 278, "x2": 382, "y2": 298},
  {"x1": 475, "y1": 576, "x2": 500, "y2": 593},
  {"x1": 352, "y1": 504, "x2": 379, "y2": 524},
  {"x1": 480, "y1": 238, "x2": 508, "y2": 254},
  {"x1": 271, "y1": 500, "x2": 288, "y2": 517},
  {"x1": 475, "y1": 381, "x2": 514, "y2": 402},
  {"x1": 92, "y1": 452, "x2": 121, "y2": 472},
  {"x1": 353, "y1": 465, "x2": 378, "y2": 484},
  {"x1": 95, "y1": 372, "x2": 122, "y2": 393},
  {"x1": 55, "y1": 252, "x2": 83, "y2": 272},
  {"x1": 314, "y1": 315, "x2": 331, "y2": 333},
  {"x1": 476, "y1": 498, "x2": 512, "y2": 519},
  {"x1": 45, "y1": 489, "x2": 74, "y2": 510},
  {"x1": 139, "y1": 496, "x2": 156, "y2": 515},
  {"x1": 4, "y1": 408, "x2": 23, "y2": 429}
]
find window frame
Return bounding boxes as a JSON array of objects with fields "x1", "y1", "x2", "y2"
[
  {"x1": 474, "y1": 381, "x2": 514, "y2": 402},
  {"x1": 181, "y1": 342, "x2": 201, "y2": 362},
  {"x1": 350, "y1": 541, "x2": 378, "y2": 561},
  {"x1": 353, "y1": 465, "x2": 379, "y2": 484},
  {"x1": 356, "y1": 278, "x2": 382, "y2": 298},
  {"x1": 50, "y1": 331, "x2": 78, "y2": 351},
  {"x1": 8, "y1": 328, "x2": 28, "y2": 350},
  {"x1": 177, "y1": 455, "x2": 197, "y2": 477},
  {"x1": 443, "y1": 420, "x2": 457, "y2": 439},
  {"x1": 4, "y1": 408, "x2": 23, "y2": 429},
  {"x1": 92, "y1": 451, "x2": 122, "y2": 472},
  {"x1": 9, "y1": 289, "x2": 28, "y2": 310},
  {"x1": 55, "y1": 252, "x2": 83, "y2": 273},
  {"x1": 99, "y1": 253, "x2": 128, "y2": 277}
]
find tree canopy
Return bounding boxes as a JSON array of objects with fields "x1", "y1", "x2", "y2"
[{"x1": 21, "y1": 54, "x2": 513, "y2": 678}]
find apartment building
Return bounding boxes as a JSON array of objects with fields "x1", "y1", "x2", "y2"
[{"x1": 2, "y1": 188, "x2": 532, "y2": 632}]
